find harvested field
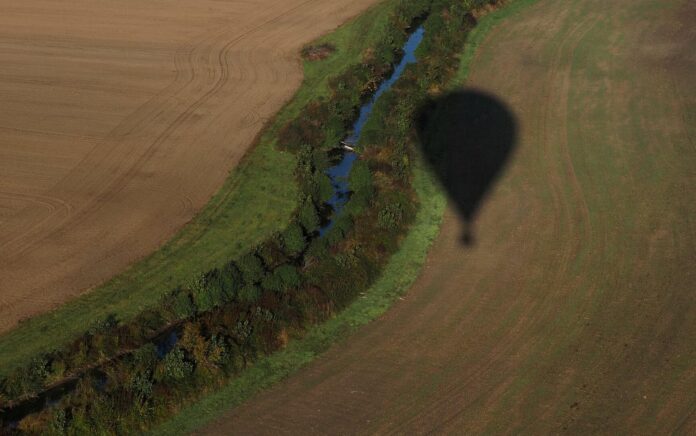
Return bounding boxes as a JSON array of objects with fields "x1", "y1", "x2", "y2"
[
  {"x1": 0, "y1": 0, "x2": 379, "y2": 332},
  {"x1": 200, "y1": 0, "x2": 696, "y2": 433}
]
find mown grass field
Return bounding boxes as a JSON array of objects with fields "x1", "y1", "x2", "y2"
[
  {"x1": 0, "y1": 0, "x2": 402, "y2": 377},
  {"x1": 197, "y1": 0, "x2": 696, "y2": 433}
]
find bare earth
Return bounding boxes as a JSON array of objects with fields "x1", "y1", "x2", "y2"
[
  {"x1": 0, "y1": 0, "x2": 379, "y2": 332},
  {"x1": 201, "y1": 0, "x2": 696, "y2": 433}
]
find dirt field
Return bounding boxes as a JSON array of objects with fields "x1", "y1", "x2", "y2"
[
  {"x1": 0, "y1": 0, "x2": 380, "y2": 332},
  {"x1": 200, "y1": 0, "x2": 696, "y2": 433}
]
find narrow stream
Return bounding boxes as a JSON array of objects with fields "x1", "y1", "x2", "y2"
[{"x1": 320, "y1": 26, "x2": 425, "y2": 235}]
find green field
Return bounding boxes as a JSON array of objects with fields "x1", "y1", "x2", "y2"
[
  {"x1": 0, "y1": 0, "x2": 402, "y2": 377},
  {"x1": 192, "y1": 0, "x2": 696, "y2": 433}
]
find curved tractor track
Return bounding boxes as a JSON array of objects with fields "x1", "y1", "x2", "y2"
[
  {"x1": 201, "y1": 0, "x2": 696, "y2": 433},
  {"x1": 0, "y1": 0, "x2": 380, "y2": 332}
]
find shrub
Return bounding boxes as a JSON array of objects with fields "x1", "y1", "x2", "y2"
[
  {"x1": 87, "y1": 313, "x2": 119, "y2": 336},
  {"x1": 378, "y1": 201, "x2": 405, "y2": 230},
  {"x1": 188, "y1": 273, "x2": 211, "y2": 311},
  {"x1": 262, "y1": 264, "x2": 301, "y2": 293},
  {"x1": 221, "y1": 261, "x2": 243, "y2": 296},
  {"x1": 28, "y1": 356, "x2": 50, "y2": 387},
  {"x1": 137, "y1": 307, "x2": 167, "y2": 332},
  {"x1": 190, "y1": 269, "x2": 230, "y2": 313},
  {"x1": 316, "y1": 172, "x2": 335, "y2": 203},
  {"x1": 237, "y1": 253, "x2": 265, "y2": 284},
  {"x1": 277, "y1": 101, "x2": 331, "y2": 151},
  {"x1": 167, "y1": 289, "x2": 196, "y2": 320},
  {"x1": 2, "y1": 356, "x2": 52, "y2": 399},
  {"x1": 311, "y1": 148, "x2": 331, "y2": 170},
  {"x1": 232, "y1": 319, "x2": 253, "y2": 344},
  {"x1": 47, "y1": 408, "x2": 67, "y2": 435},
  {"x1": 256, "y1": 235, "x2": 289, "y2": 269},
  {"x1": 132, "y1": 343, "x2": 158, "y2": 374},
  {"x1": 48, "y1": 358, "x2": 67, "y2": 383},
  {"x1": 237, "y1": 284, "x2": 262, "y2": 303},
  {"x1": 347, "y1": 160, "x2": 374, "y2": 213},
  {"x1": 282, "y1": 223, "x2": 307, "y2": 257},
  {"x1": 324, "y1": 213, "x2": 354, "y2": 247},
  {"x1": 298, "y1": 196, "x2": 321, "y2": 233},
  {"x1": 301, "y1": 43, "x2": 336, "y2": 61},
  {"x1": 129, "y1": 372, "x2": 153, "y2": 404},
  {"x1": 205, "y1": 335, "x2": 229, "y2": 368},
  {"x1": 157, "y1": 348, "x2": 193, "y2": 382}
]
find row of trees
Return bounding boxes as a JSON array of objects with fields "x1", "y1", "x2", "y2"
[{"x1": 1, "y1": 0, "x2": 493, "y2": 433}]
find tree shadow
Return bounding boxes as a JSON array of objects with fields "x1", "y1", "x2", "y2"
[{"x1": 416, "y1": 89, "x2": 518, "y2": 245}]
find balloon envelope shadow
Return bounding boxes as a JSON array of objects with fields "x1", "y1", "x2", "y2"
[{"x1": 416, "y1": 89, "x2": 518, "y2": 245}]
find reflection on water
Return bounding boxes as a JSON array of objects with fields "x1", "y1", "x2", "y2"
[{"x1": 321, "y1": 26, "x2": 425, "y2": 236}]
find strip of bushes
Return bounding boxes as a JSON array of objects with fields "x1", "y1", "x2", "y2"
[{"x1": 0, "y1": 0, "x2": 497, "y2": 433}]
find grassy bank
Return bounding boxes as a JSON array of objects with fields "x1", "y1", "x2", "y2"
[
  {"x1": 151, "y1": 2, "x2": 538, "y2": 433},
  {"x1": 0, "y1": 0, "x2": 400, "y2": 378}
]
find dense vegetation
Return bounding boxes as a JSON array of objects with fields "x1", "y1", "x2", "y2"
[{"x1": 0, "y1": 0, "x2": 498, "y2": 433}]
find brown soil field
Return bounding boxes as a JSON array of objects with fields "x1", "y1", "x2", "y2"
[
  {"x1": 200, "y1": 0, "x2": 696, "y2": 433},
  {"x1": 0, "y1": 0, "x2": 380, "y2": 333}
]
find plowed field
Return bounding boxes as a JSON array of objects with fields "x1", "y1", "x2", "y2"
[{"x1": 0, "y1": 0, "x2": 379, "y2": 332}]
